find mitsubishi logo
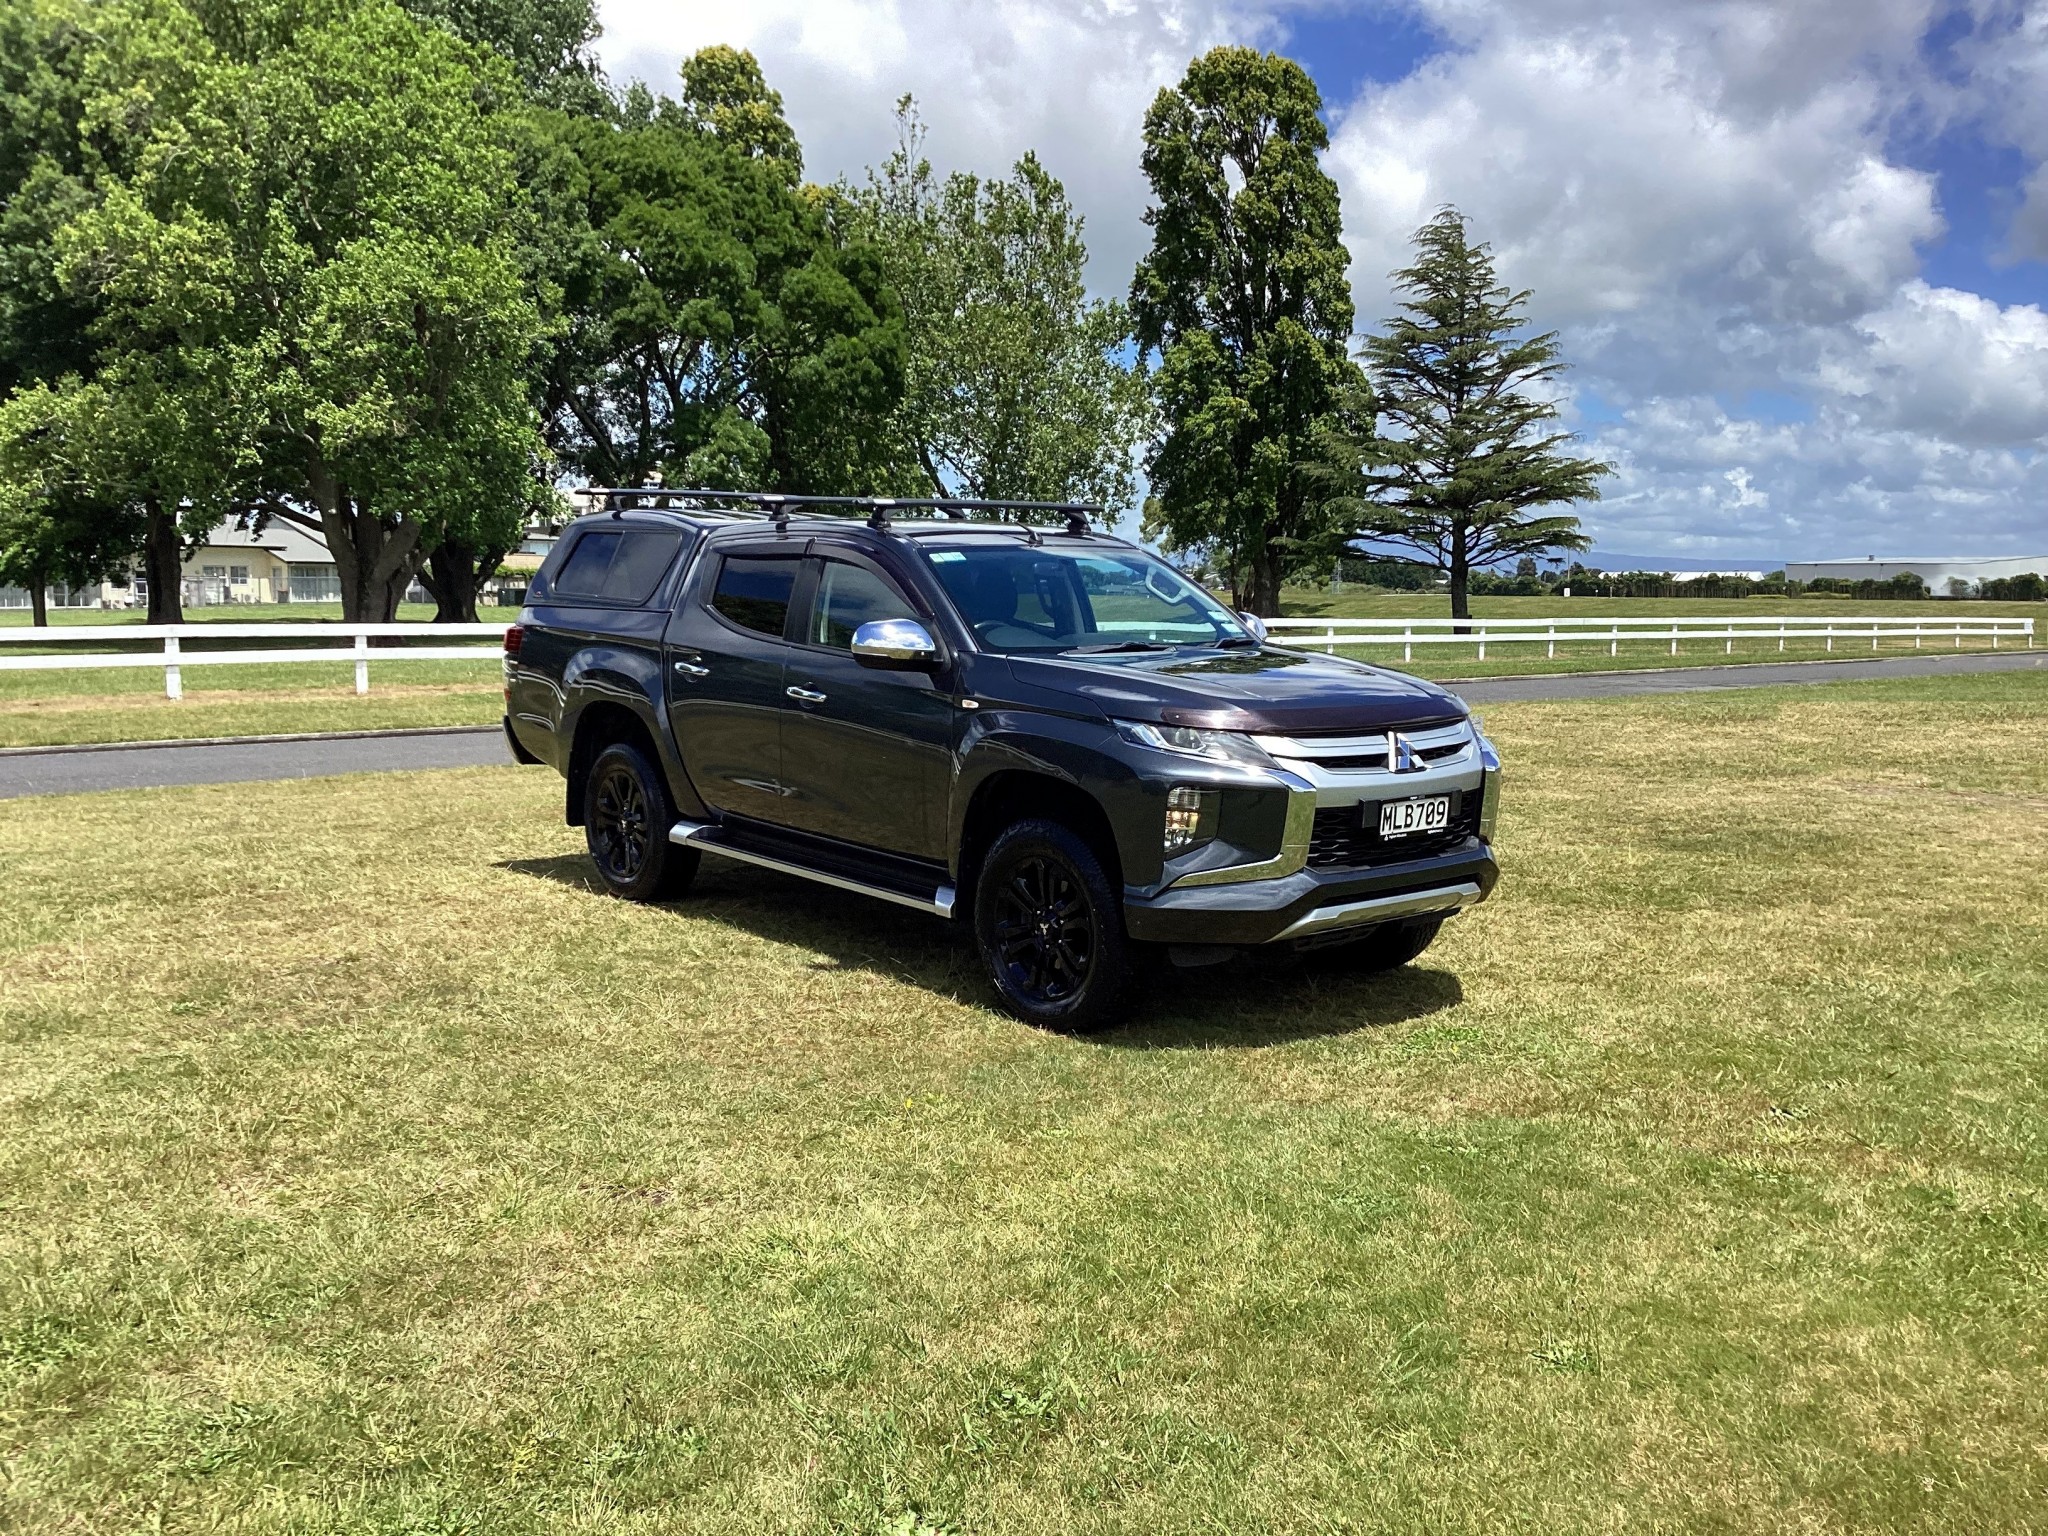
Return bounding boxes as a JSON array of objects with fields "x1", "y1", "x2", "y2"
[{"x1": 1386, "y1": 731, "x2": 1425, "y2": 772}]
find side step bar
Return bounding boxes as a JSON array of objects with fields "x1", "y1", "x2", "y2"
[{"x1": 669, "y1": 819, "x2": 956, "y2": 919}]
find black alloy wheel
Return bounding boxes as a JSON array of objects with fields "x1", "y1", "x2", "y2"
[
  {"x1": 591, "y1": 762, "x2": 650, "y2": 881},
  {"x1": 974, "y1": 819, "x2": 1133, "y2": 1031},
  {"x1": 583, "y1": 740, "x2": 700, "y2": 902},
  {"x1": 992, "y1": 854, "x2": 1096, "y2": 1005}
]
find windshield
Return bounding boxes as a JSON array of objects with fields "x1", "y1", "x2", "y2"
[{"x1": 921, "y1": 542, "x2": 1249, "y2": 654}]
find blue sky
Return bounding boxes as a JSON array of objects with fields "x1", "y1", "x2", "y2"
[{"x1": 619, "y1": 1, "x2": 2048, "y2": 563}]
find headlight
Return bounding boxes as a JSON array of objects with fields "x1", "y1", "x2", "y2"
[{"x1": 1113, "y1": 719, "x2": 1275, "y2": 769}]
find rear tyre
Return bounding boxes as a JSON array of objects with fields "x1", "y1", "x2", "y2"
[
  {"x1": 974, "y1": 819, "x2": 1132, "y2": 1032},
  {"x1": 584, "y1": 741, "x2": 700, "y2": 901},
  {"x1": 1311, "y1": 915, "x2": 1444, "y2": 972}
]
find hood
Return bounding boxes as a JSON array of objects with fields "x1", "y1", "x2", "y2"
[{"x1": 999, "y1": 645, "x2": 1467, "y2": 734}]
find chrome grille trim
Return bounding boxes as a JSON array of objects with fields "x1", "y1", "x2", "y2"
[
  {"x1": 1252, "y1": 720, "x2": 1474, "y2": 774},
  {"x1": 1253, "y1": 720, "x2": 1480, "y2": 799}
]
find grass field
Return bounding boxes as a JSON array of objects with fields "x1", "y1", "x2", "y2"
[
  {"x1": 0, "y1": 664, "x2": 503, "y2": 747},
  {"x1": 4, "y1": 672, "x2": 2046, "y2": 1532}
]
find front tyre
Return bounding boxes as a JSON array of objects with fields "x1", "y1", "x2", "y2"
[
  {"x1": 974, "y1": 819, "x2": 1133, "y2": 1032},
  {"x1": 584, "y1": 741, "x2": 700, "y2": 901}
]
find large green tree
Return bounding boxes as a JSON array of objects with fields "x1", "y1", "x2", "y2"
[
  {"x1": 533, "y1": 48, "x2": 906, "y2": 497},
  {"x1": 0, "y1": 0, "x2": 97, "y2": 400},
  {"x1": 842, "y1": 102, "x2": 1148, "y2": 518},
  {"x1": 1336, "y1": 208, "x2": 1608, "y2": 620},
  {"x1": 402, "y1": 0, "x2": 604, "y2": 109},
  {"x1": 67, "y1": 0, "x2": 548, "y2": 623},
  {"x1": 1130, "y1": 47, "x2": 1368, "y2": 614},
  {"x1": 0, "y1": 0, "x2": 245, "y2": 623}
]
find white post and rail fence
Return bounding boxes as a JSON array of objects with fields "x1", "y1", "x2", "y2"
[
  {"x1": 0, "y1": 615, "x2": 2033, "y2": 699},
  {"x1": 0, "y1": 623, "x2": 507, "y2": 699},
  {"x1": 1261, "y1": 614, "x2": 2034, "y2": 662}
]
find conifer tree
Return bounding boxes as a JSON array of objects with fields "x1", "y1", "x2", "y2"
[{"x1": 1338, "y1": 208, "x2": 1608, "y2": 620}]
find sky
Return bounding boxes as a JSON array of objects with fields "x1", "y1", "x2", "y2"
[{"x1": 596, "y1": 0, "x2": 2048, "y2": 565}]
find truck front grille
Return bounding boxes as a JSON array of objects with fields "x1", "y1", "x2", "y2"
[{"x1": 1307, "y1": 791, "x2": 1482, "y2": 869}]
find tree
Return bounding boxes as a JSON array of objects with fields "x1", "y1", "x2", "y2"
[
  {"x1": 67, "y1": 0, "x2": 549, "y2": 623},
  {"x1": 841, "y1": 102, "x2": 1149, "y2": 519},
  {"x1": 0, "y1": 0, "x2": 99, "y2": 401},
  {"x1": 401, "y1": 0, "x2": 605, "y2": 109},
  {"x1": 1129, "y1": 47, "x2": 1368, "y2": 614},
  {"x1": 1337, "y1": 208, "x2": 1608, "y2": 620},
  {"x1": 0, "y1": 385, "x2": 144, "y2": 625},
  {"x1": 532, "y1": 50, "x2": 906, "y2": 497}
]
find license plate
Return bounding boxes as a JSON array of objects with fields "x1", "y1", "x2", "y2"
[{"x1": 1378, "y1": 795, "x2": 1451, "y2": 839}]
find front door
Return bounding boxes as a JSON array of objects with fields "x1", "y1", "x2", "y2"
[
  {"x1": 776, "y1": 553, "x2": 957, "y2": 860},
  {"x1": 664, "y1": 544, "x2": 804, "y2": 821}
]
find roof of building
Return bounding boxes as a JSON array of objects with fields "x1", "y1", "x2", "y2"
[
  {"x1": 196, "y1": 519, "x2": 335, "y2": 564},
  {"x1": 1796, "y1": 555, "x2": 2048, "y2": 567}
]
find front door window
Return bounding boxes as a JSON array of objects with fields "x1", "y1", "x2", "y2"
[{"x1": 809, "y1": 559, "x2": 921, "y2": 648}]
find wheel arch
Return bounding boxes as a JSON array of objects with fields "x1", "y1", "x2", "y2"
[
  {"x1": 957, "y1": 768, "x2": 1124, "y2": 910},
  {"x1": 564, "y1": 700, "x2": 668, "y2": 828}
]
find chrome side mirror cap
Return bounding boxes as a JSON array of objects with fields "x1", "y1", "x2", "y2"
[
  {"x1": 851, "y1": 617, "x2": 940, "y2": 668},
  {"x1": 1237, "y1": 611, "x2": 1269, "y2": 643}
]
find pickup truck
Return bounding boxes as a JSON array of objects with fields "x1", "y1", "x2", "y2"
[{"x1": 504, "y1": 490, "x2": 1500, "y2": 1030}]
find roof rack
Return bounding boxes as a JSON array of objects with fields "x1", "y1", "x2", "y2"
[{"x1": 570, "y1": 487, "x2": 1101, "y2": 537}]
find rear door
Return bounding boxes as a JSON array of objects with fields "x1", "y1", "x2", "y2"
[
  {"x1": 775, "y1": 549, "x2": 958, "y2": 860},
  {"x1": 662, "y1": 539, "x2": 806, "y2": 822}
]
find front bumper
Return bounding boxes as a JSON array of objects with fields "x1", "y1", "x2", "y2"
[{"x1": 1122, "y1": 839, "x2": 1499, "y2": 947}]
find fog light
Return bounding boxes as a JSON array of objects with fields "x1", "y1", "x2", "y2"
[{"x1": 1164, "y1": 785, "x2": 1214, "y2": 854}]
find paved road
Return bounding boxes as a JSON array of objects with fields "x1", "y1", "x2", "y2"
[
  {"x1": 1450, "y1": 648, "x2": 2044, "y2": 705},
  {"x1": 0, "y1": 650, "x2": 2039, "y2": 799},
  {"x1": 0, "y1": 726, "x2": 511, "y2": 800}
]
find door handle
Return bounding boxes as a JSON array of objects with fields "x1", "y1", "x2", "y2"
[
  {"x1": 672, "y1": 659, "x2": 709, "y2": 678},
  {"x1": 785, "y1": 685, "x2": 827, "y2": 704}
]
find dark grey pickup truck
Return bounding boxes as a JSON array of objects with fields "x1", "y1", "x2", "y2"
[{"x1": 505, "y1": 489, "x2": 1500, "y2": 1029}]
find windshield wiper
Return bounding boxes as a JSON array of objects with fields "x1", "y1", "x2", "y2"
[
  {"x1": 1212, "y1": 635, "x2": 1258, "y2": 648},
  {"x1": 1065, "y1": 641, "x2": 1175, "y2": 655}
]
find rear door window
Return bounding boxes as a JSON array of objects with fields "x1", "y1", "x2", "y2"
[
  {"x1": 711, "y1": 555, "x2": 802, "y2": 638},
  {"x1": 550, "y1": 528, "x2": 685, "y2": 604}
]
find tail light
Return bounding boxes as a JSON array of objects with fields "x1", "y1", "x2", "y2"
[{"x1": 503, "y1": 624, "x2": 524, "y2": 659}]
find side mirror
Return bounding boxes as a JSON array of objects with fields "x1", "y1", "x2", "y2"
[
  {"x1": 850, "y1": 617, "x2": 940, "y2": 669},
  {"x1": 1237, "y1": 611, "x2": 1269, "y2": 644}
]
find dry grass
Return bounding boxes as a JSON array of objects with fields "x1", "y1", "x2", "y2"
[
  {"x1": 0, "y1": 666, "x2": 502, "y2": 746},
  {"x1": 2, "y1": 671, "x2": 2046, "y2": 1532}
]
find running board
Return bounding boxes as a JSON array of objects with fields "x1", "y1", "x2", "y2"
[{"x1": 669, "y1": 819, "x2": 956, "y2": 919}]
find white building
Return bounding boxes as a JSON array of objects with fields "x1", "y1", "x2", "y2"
[
  {"x1": 175, "y1": 519, "x2": 342, "y2": 606},
  {"x1": 1784, "y1": 555, "x2": 2048, "y2": 593}
]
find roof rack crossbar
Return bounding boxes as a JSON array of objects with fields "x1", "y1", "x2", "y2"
[{"x1": 571, "y1": 487, "x2": 1101, "y2": 533}]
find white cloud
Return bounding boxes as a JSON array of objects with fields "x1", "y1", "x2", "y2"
[
  {"x1": 597, "y1": 0, "x2": 2048, "y2": 559},
  {"x1": 1328, "y1": 0, "x2": 2048, "y2": 557},
  {"x1": 1817, "y1": 281, "x2": 2048, "y2": 445},
  {"x1": 597, "y1": 0, "x2": 1279, "y2": 286}
]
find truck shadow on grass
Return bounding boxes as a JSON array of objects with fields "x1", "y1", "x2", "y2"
[{"x1": 498, "y1": 854, "x2": 1462, "y2": 1048}]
